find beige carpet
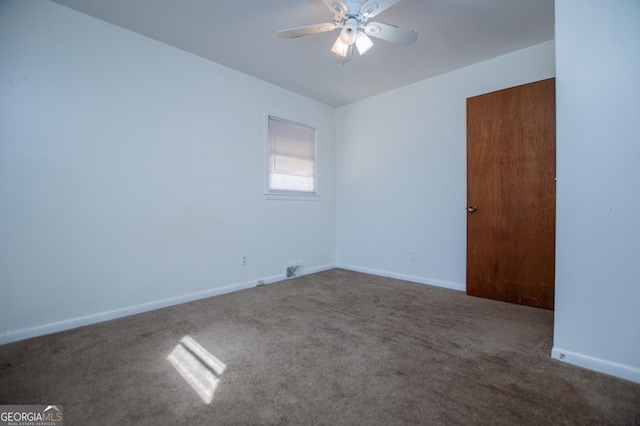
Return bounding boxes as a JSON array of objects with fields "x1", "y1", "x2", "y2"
[{"x1": 1, "y1": 269, "x2": 639, "y2": 425}]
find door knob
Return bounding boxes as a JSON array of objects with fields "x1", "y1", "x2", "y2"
[{"x1": 467, "y1": 205, "x2": 477, "y2": 213}]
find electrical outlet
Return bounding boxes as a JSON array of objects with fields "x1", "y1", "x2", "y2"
[
  {"x1": 409, "y1": 251, "x2": 416, "y2": 261},
  {"x1": 241, "y1": 255, "x2": 247, "y2": 266}
]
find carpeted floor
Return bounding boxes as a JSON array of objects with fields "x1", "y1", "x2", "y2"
[{"x1": 1, "y1": 269, "x2": 639, "y2": 425}]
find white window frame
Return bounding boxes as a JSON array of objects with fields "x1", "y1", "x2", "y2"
[{"x1": 265, "y1": 114, "x2": 320, "y2": 201}]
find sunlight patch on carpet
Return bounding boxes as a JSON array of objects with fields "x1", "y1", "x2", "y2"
[{"x1": 167, "y1": 335, "x2": 226, "y2": 404}]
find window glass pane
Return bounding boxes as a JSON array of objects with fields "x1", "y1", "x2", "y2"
[{"x1": 268, "y1": 116, "x2": 316, "y2": 194}]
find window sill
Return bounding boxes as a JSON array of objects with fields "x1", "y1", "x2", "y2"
[{"x1": 264, "y1": 192, "x2": 321, "y2": 201}]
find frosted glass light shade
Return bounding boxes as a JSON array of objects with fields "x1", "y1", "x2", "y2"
[
  {"x1": 356, "y1": 32, "x2": 374, "y2": 55},
  {"x1": 331, "y1": 37, "x2": 349, "y2": 57},
  {"x1": 339, "y1": 23, "x2": 357, "y2": 45}
]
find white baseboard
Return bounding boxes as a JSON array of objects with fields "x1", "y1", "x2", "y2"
[
  {"x1": 551, "y1": 347, "x2": 640, "y2": 384},
  {"x1": 8, "y1": 263, "x2": 638, "y2": 386},
  {"x1": 296, "y1": 263, "x2": 336, "y2": 279},
  {"x1": 336, "y1": 263, "x2": 466, "y2": 292},
  {"x1": 0, "y1": 263, "x2": 337, "y2": 346}
]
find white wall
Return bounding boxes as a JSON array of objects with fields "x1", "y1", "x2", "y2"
[
  {"x1": 0, "y1": 0, "x2": 336, "y2": 343},
  {"x1": 335, "y1": 41, "x2": 555, "y2": 290},
  {"x1": 552, "y1": 0, "x2": 640, "y2": 383}
]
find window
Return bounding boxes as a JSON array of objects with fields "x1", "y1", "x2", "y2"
[{"x1": 266, "y1": 115, "x2": 318, "y2": 198}]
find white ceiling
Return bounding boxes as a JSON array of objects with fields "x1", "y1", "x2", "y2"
[{"x1": 50, "y1": 0, "x2": 555, "y2": 107}]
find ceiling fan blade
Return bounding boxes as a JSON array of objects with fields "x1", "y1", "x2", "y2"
[
  {"x1": 364, "y1": 22, "x2": 418, "y2": 45},
  {"x1": 360, "y1": 0, "x2": 400, "y2": 19},
  {"x1": 278, "y1": 23, "x2": 338, "y2": 39},
  {"x1": 322, "y1": 0, "x2": 348, "y2": 20}
]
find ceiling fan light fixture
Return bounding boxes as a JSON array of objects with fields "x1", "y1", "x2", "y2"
[
  {"x1": 278, "y1": 0, "x2": 420, "y2": 62},
  {"x1": 355, "y1": 32, "x2": 374, "y2": 55},
  {"x1": 331, "y1": 36, "x2": 349, "y2": 57},
  {"x1": 339, "y1": 19, "x2": 358, "y2": 45}
]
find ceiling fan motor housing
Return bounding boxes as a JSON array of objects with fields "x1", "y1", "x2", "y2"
[
  {"x1": 347, "y1": 0, "x2": 379, "y2": 20},
  {"x1": 345, "y1": 1, "x2": 362, "y2": 15}
]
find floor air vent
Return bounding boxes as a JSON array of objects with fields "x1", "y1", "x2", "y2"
[{"x1": 285, "y1": 263, "x2": 303, "y2": 279}]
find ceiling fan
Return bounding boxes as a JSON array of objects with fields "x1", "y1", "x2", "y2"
[{"x1": 278, "y1": 0, "x2": 418, "y2": 59}]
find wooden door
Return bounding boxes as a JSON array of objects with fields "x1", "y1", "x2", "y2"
[{"x1": 466, "y1": 78, "x2": 556, "y2": 310}]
